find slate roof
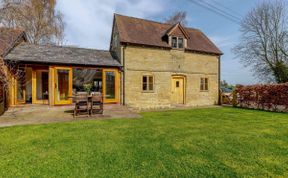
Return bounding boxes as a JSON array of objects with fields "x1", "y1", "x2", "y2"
[
  {"x1": 5, "y1": 43, "x2": 121, "y2": 67},
  {"x1": 114, "y1": 14, "x2": 223, "y2": 55},
  {"x1": 0, "y1": 28, "x2": 26, "y2": 57}
]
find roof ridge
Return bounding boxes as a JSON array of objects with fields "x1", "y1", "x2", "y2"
[
  {"x1": 114, "y1": 13, "x2": 201, "y2": 32},
  {"x1": 114, "y1": 13, "x2": 172, "y2": 26},
  {"x1": 24, "y1": 43, "x2": 110, "y2": 52}
]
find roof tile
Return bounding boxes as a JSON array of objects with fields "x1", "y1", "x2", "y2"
[
  {"x1": 115, "y1": 14, "x2": 222, "y2": 55},
  {"x1": 5, "y1": 43, "x2": 121, "y2": 67}
]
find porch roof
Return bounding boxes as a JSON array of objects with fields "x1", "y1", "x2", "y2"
[{"x1": 4, "y1": 43, "x2": 121, "y2": 67}]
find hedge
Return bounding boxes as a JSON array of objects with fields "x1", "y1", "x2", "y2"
[{"x1": 233, "y1": 83, "x2": 288, "y2": 112}]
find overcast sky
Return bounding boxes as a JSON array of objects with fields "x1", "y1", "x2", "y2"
[{"x1": 56, "y1": 0, "x2": 263, "y2": 85}]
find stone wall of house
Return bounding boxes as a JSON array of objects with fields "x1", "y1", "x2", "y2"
[{"x1": 123, "y1": 45, "x2": 220, "y2": 109}]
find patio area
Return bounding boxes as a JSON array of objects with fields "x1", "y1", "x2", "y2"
[{"x1": 0, "y1": 104, "x2": 141, "y2": 128}]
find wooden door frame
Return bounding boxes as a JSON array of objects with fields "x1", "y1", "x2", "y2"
[
  {"x1": 54, "y1": 66, "x2": 73, "y2": 105},
  {"x1": 171, "y1": 75, "x2": 186, "y2": 104},
  {"x1": 102, "y1": 68, "x2": 120, "y2": 103}
]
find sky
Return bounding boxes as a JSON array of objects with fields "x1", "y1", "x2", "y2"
[{"x1": 56, "y1": 0, "x2": 264, "y2": 85}]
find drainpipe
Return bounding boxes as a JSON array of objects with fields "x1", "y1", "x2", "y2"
[
  {"x1": 121, "y1": 46, "x2": 126, "y2": 105},
  {"x1": 218, "y1": 55, "x2": 221, "y2": 105}
]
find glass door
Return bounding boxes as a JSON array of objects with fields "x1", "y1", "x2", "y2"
[
  {"x1": 103, "y1": 69, "x2": 119, "y2": 103},
  {"x1": 32, "y1": 69, "x2": 49, "y2": 104},
  {"x1": 54, "y1": 67, "x2": 72, "y2": 105}
]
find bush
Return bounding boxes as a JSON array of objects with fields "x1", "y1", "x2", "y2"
[{"x1": 233, "y1": 83, "x2": 288, "y2": 112}]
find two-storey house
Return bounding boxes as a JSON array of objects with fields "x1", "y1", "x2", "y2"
[{"x1": 110, "y1": 14, "x2": 222, "y2": 109}]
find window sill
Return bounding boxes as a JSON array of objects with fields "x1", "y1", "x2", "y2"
[
  {"x1": 200, "y1": 90, "x2": 209, "y2": 92},
  {"x1": 142, "y1": 91, "x2": 155, "y2": 93},
  {"x1": 171, "y1": 48, "x2": 185, "y2": 51}
]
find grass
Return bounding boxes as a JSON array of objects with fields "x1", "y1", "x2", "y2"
[{"x1": 0, "y1": 107, "x2": 288, "y2": 177}]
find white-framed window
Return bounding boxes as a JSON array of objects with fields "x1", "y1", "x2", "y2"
[
  {"x1": 171, "y1": 36, "x2": 184, "y2": 49},
  {"x1": 200, "y1": 78, "x2": 209, "y2": 91},
  {"x1": 142, "y1": 75, "x2": 154, "y2": 92}
]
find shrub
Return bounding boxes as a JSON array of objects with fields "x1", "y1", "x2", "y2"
[{"x1": 233, "y1": 83, "x2": 288, "y2": 112}]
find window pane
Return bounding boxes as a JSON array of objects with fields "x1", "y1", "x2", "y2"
[
  {"x1": 142, "y1": 76, "x2": 147, "y2": 91},
  {"x1": 148, "y1": 76, "x2": 153, "y2": 91},
  {"x1": 143, "y1": 83, "x2": 147, "y2": 91},
  {"x1": 143, "y1": 76, "x2": 147, "y2": 83},
  {"x1": 17, "y1": 78, "x2": 25, "y2": 101},
  {"x1": 36, "y1": 71, "x2": 48, "y2": 100},
  {"x1": 148, "y1": 76, "x2": 153, "y2": 84},
  {"x1": 73, "y1": 68, "x2": 102, "y2": 94},
  {"x1": 17, "y1": 68, "x2": 25, "y2": 101},
  {"x1": 176, "y1": 81, "x2": 180, "y2": 88},
  {"x1": 57, "y1": 69, "x2": 69, "y2": 101},
  {"x1": 105, "y1": 71, "x2": 115, "y2": 99},
  {"x1": 172, "y1": 37, "x2": 177, "y2": 48},
  {"x1": 149, "y1": 84, "x2": 153, "y2": 91},
  {"x1": 200, "y1": 78, "x2": 204, "y2": 90},
  {"x1": 178, "y1": 38, "x2": 184, "y2": 48}
]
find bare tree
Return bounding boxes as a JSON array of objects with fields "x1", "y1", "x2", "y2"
[
  {"x1": 165, "y1": 11, "x2": 187, "y2": 26},
  {"x1": 1, "y1": 59, "x2": 25, "y2": 89},
  {"x1": 0, "y1": 57, "x2": 25, "y2": 91},
  {"x1": 0, "y1": 29, "x2": 25, "y2": 103},
  {"x1": 234, "y1": 0, "x2": 288, "y2": 83},
  {"x1": 0, "y1": 0, "x2": 64, "y2": 45}
]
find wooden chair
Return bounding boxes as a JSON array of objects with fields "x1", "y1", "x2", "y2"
[
  {"x1": 74, "y1": 93, "x2": 89, "y2": 117},
  {"x1": 90, "y1": 93, "x2": 103, "y2": 115}
]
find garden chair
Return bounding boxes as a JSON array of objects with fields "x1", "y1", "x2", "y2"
[
  {"x1": 74, "y1": 93, "x2": 89, "y2": 117},
  {"x1": 90, "y1": 93, "x2": 103, "y2": 115}
]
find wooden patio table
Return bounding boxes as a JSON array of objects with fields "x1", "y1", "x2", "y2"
[{"x1": 68, "y1": 95, "x2": 93, "y2": 102}]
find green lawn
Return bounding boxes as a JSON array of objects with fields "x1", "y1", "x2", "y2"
[{"x1": 0, "y1": 107, "x2": 288, "y2": 177}]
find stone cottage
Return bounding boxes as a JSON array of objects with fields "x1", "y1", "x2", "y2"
[{"x1": 110, "y1": 14, "x2": 222, "y2": 109}]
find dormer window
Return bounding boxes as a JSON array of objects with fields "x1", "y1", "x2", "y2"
[{"x1": 171, "y1": 37, "x2": 184, "y2": 49}]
